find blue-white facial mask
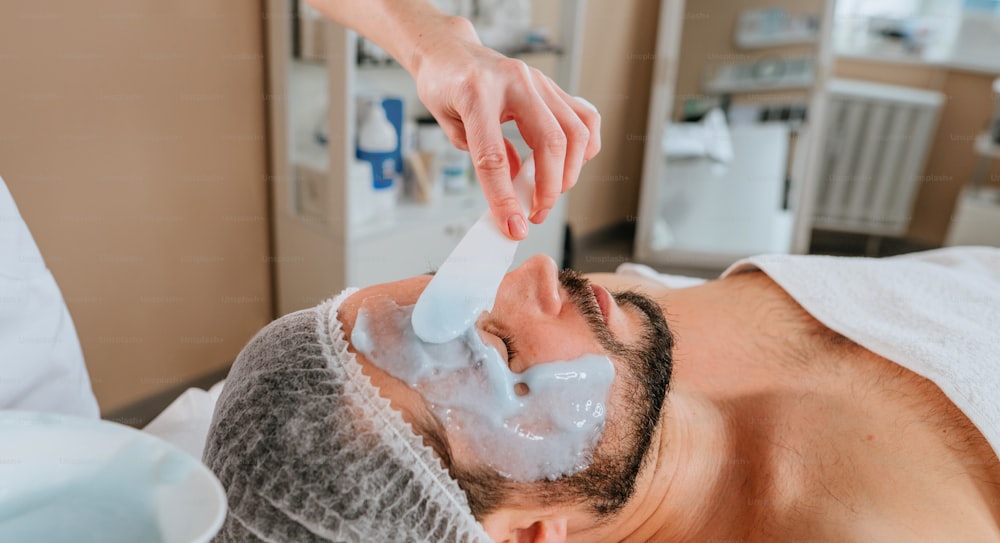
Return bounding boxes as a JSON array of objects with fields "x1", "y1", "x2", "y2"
[{"x1": 352, "y1": 295, "x2": 614, "y2": 482}]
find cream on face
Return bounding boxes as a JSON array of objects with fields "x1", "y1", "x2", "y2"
[{"x1": 352, "y1": 295, "x2": 614, "y2": 482}]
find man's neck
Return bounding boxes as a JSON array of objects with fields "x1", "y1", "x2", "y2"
[
  {"x1": 570, "y1": 385, "x2": 754, "y2": 542},
  {"x1": 569, "y1": 278, "x2": 776, "y2": 542}
]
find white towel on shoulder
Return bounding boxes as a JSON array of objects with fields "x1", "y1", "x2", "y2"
[{"x1": 720, "y1": 247, "x2": 1000, "y2": 457}]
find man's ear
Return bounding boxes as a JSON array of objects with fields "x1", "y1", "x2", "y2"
[
  {"x1": 481, "y1": 510, "x2": 568, "y2": 543},
  {"x1": 514, "y1": 518, "x2": 567, "y2": 543}
]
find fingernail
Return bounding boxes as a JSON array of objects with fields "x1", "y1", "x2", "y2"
[
  {"x1": 508, "y1": 214, "x2": 528, "y2": 239},
  {"x1": 529, "y1": 208, "x2": 550, "y2": 224},
  {"x1": 574, "y1": 96, "x2": 598, "y2": 111}
]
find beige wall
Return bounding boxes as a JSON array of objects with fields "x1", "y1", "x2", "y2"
[
  {"x1": 0, "y1": 1, "x2": 272, "y2": 413},
  {"x1": 834, "y1": 58, "x2": 1000, "y2": 245},
  {"x1": 568, "y1": 0, "x2": 662, "y2": 237}
]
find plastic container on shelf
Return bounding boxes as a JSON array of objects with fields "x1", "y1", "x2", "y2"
[
  {"x1": 440, "y1": 146, "x2": 471, "y2": 194},
  {"x1": 415, "y1": 118, "x2": 471, "y2": 194},
  {"x1": 356, "y1": 98, "x2": 400, "y2": 215}
]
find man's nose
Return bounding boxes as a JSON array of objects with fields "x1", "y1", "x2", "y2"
[{"x1": 496, "y1": 254, "x2": 562, "y2": 316}]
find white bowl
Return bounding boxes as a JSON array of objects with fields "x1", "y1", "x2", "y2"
[{"x1": 0, "y1": 410, "x2": 226, "y2": 543}]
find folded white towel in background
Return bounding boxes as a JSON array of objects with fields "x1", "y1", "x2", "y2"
[
  {"x1": 661, "y1": 108, "x2": 734, "y2": 163},
  {"x1": 721, "y1": 247, "x2": 1000, "y2": 457}
]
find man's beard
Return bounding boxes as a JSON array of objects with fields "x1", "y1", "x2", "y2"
[{"x1": 454, "y1": 269, "x2": 674, "y2": 521}]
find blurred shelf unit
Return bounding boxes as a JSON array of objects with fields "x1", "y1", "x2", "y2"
[
  {"x1": 700, "y1": 7, "x2": 823, "y2": 98},
  {"x1": 635, "y1": 0, "x2": 837, "y2": 273},
  {"x1": 735, "y1": 8, "x2": 821, "y2": 50},
  {"x1": 703, "y1": 56, "x2": 817, "y2": 94},
  {"x1": 265, "y1": 0, "x2": 586, "y2": 314}
]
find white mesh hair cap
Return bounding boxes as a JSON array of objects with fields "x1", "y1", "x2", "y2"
[{"x1": 203, "y1": 289, "x2": 493, "y2": 543}]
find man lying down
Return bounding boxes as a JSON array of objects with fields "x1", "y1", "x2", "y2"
[{"x1": 203, "y1": 246, "x2": 1000, "y2": 542}]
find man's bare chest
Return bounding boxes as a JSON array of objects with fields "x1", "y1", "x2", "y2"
[
  {"x1": 616, "y1": 271, "x2": 1000, "y2": 541},
  {"x1": 742, "y1": 329, "x2": 1000, "y2": 540}
]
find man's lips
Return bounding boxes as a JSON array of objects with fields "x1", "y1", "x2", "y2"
[{"x1": 591, "y1": 284, "x2": 613, "y2": 324}]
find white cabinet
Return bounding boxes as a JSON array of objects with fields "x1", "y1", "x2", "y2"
[
  {"x1": 646, "y1": 125, "x2": 793, "y2": 269},
  {"x1": 349, "y1": 215, "x2": 476, "y2": 286},
  {"x1": 263, "y1": 0, "x2": 585, "y2": 313}
]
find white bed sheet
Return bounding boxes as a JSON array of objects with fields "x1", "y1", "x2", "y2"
[{"x1": 143, "y1": 381, "x2": 226, "y2": 460}]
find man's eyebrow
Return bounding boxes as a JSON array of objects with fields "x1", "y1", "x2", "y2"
[{"x1": 423, "y1": 270, "x2": 437, "y2": 276}]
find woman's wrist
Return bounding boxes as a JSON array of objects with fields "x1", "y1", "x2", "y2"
[
  {"x1": 407, "y1": 15, "x2": 482, "y2": 79},
  {"x1": 303, "y1": 0, "x2": 471, "y2": 75}
]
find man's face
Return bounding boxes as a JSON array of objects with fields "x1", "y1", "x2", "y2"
[{"x1": 338, "y1": 254, "x2": 674, "y2": 520}]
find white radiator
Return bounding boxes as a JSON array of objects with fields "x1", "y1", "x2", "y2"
[{"x1": 813, "y1": 79, "x2": 944, "y2": 236}]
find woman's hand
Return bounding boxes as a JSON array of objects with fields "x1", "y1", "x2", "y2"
[
  {"x1": 303, "y1": 0, "x2": 601, "y2": 240},
  {"x1": 411, "y1": 16, "x2": 601, "y2": 240}
]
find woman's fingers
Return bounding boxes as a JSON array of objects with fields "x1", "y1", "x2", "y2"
[
  {"x1": 448, "y1": 90, "x2": 530, "y2": 240},
  {"x1": 414, "y1": 44, "x2": 601, "y2": 239},
  {"x1": 536, "y1": 75, "x2": 593, "y2": 196},
  {"x1": 504, "y1": 64, "x2": 568, "y2": 224},
  {"x1": 567, "y1": 94, "x2": 602, "y2": 164}
]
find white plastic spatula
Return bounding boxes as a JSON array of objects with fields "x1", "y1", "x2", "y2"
[{"x1": 412, "y1": 155, "x2": 536, "y2": 344}]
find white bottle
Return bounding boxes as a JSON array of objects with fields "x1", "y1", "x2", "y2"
[
  {"x1": 348, "y1": 160, "x2": 375, "y2": 227},
  {"x1": 356, "y1": 99, "x2": 399, "y2": 215}
]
